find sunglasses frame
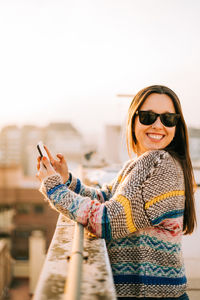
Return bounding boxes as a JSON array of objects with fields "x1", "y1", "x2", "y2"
[{"x1": 135, "y1": 110, "x2": 180, "y2": 127}]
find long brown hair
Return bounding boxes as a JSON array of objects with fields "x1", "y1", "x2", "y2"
[{"x1": 126, "y1": 85, "x2": 196, "y2": 234}]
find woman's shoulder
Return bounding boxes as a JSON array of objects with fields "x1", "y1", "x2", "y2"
[
  {"x1": 142, "y1": 149, "x2": 169, "y2": 159},
  {"x1": 121, "y1": 150, "x2": 183, "y2": 180},
  {"x1": 116, "y1": 150, "x2": 184, "y2": 192},
  {"x1": 120, "y1": 150, "x2": 171, "y2": 174},
  {"x1": 137, "y1": 150, "x2": 183, "y2": 177},
  {"x1": 122, "y1": 150, "x2": 167, "y2": 166},
  {"x1": 120, "y1": 151, "x2": 169, "y2": 181},
  {"x1": 136, "y1": 149, "x2": 169, "y2": 167},
  {"x1": 140, "y1": 149, "x2": 178, "y2": 165}
]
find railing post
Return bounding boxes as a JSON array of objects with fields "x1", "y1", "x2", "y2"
[{"x1": 64, "y1": 222, "x2": 84, "y2": 300}]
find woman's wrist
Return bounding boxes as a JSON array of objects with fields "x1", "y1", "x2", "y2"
[
  {"x1": 43, "y1": 173, "x2": 62, "y2": 193},
  {"x1": 63, "y1": 172, "x2": 72, "y2": 186}
]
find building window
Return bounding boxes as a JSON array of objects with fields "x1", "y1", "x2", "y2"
[
  {"x1": 11, "y1": 229, "x2": 30, "y2": 259},
  {"x1": 34, "y1": 204, "x2": 44, "y2": 214},
  {"x1": 16, "y1": 204, "x2": 31, "y2": 214}
]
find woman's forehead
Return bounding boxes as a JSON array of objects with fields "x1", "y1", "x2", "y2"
[{"x1": 140, "y1": 93, "x2": 176, "y2": 113}]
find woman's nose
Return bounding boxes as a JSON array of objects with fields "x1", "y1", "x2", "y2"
[{"x1": 151, "y1": 116, "x2": 163, "y2": 128}]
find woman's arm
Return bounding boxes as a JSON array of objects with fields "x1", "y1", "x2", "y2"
[
  {"x1": 63, "y1": 172, "x2": 114, "y2": 203},
  {"x1": 41, "y1": 145, "x2": 130, "y2": 203},
  {"x1": 64, "y1": 160, "x2": 131, "y2": 203},
  {"x1": 38, "y1": 150, "x2": 184, "y2": 241}
]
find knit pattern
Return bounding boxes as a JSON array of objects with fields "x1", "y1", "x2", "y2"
[{"x1": 40, "y1": 150, "x2": 187, "y2": 298}]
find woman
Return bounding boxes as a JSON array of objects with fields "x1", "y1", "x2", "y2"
[{"x1": 37, "y1": 85, "x2": 196, "y2": 299}]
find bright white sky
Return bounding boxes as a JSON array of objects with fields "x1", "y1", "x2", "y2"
[{"x1": 0, "y1": 0, "x2": 200, "y2": 134}]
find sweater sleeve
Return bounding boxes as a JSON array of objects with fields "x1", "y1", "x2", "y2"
[
  {"x1": 64, "y1": 172, "x2": 114, "y2": 203},
  {"x1": 40, "y1": 150, "x2": 185, "y2": 241},
  {"x1": 63, "y1": 160, "x2": 132, "y2": 203}
]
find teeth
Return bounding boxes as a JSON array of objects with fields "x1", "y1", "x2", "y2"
[{"x1": 147, "y1": 134, "x2": 163, "y2": 140}]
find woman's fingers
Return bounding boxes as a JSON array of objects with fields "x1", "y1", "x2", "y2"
[
  {"x1": 37, "y1": 156, "x2": 41, "y2": 170},
  {"x1": 44, "y1": 145, "x2": 54, "y2": 164},
  {"x1": 36, "y1": 150, "x2": 56, "y2": 182},
  {"x1": 56, "y1": 153, "x2": 66, "y2": 163},
  {"x1": 42, "y1": 157, "x2": 51, "y2": 169},
  {"x1": 42, "y1": 157, "x2": 56, "y2": 175}
]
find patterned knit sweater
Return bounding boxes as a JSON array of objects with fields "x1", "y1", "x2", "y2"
[{"x1": 40, "y1": 150, "x2": 187, "y2": 298}]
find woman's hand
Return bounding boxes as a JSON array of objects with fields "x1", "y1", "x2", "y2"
[
  {"x1": 43, "y1": 145, "x2": 69, "y2": 183},
  {"x1": 36, "y1": 156, "x2": 57, "y2": 182}
]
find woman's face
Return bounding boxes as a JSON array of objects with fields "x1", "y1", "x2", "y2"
[{"x1": 134, "y1": 93, "x2": 176, "y2": 156}]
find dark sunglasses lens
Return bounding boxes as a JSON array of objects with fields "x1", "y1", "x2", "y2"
[
  {"x1": 139, "y1": 111, "x2": 157, "y2": 125},
  {"x1": 161, "y1": 114, "x2": 179, "y2": 127}
]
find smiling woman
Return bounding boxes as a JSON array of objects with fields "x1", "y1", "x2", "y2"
[
  {"x1": 133, "y1": 93, "x2": 177, "y2": 156},
  {"x1": 37, "y1": 85, "x2": 196, "y2": 299},
  {"x1": 127, "y1": 85, "x2": 196, "y2": 233}
]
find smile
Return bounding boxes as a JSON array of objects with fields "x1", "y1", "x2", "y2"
[{"x1": 147, "y1": 133, "x2": 164, "y2": 141}]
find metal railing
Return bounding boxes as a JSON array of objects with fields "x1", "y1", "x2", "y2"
[{"x1": 64, "y1": 222, "x2": 84, "y2": 300}]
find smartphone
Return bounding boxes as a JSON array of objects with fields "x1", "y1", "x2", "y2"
[{"x1": 37, "y1": 141, "x2": 49, "y2": 160}]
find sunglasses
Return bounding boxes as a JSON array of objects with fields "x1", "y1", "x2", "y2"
[{"x1": 135, "y1": 110, "x2": 180, "y2": 127}]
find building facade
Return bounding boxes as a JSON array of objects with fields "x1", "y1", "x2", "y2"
[{"x1": 0, "y1": 122, "x2": 83, "y2": 177}]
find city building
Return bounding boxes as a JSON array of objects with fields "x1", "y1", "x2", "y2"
[
  {"x1": 188, "y1": 127, "x2": 200, "y2": 166},
  {"x1": 0, "y1": 122, "x2": 84, "y2": 177},
  {"x1": 103, "y1": 124, "x2": 123, "y2": 164},
  {"x1": 102, "y1": 124, "x2": 130, "y2": 165},
  {"x1": 0, "y1": 126, "x2": 21, "y2": 166},
  {"x1": 44, "y1": 122, "x2": 83, "y2": 163},
  {"x1": 0, "y1": 165, "x2": 58, "y2": 258},
  {"x1": 20, "y1": 125, "x2": 43, "y2": 177},
  {"x1": 0, "y1": 165, "x2": 59, "y2": 296}
]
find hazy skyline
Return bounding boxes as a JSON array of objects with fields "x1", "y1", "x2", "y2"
[{"x1": 0, "y1": 0, "x2": 200, "y2": 135}]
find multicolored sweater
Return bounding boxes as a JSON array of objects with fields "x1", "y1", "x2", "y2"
[{"x1": 40, "y1": 150, "x2": 187, "y2": 298}]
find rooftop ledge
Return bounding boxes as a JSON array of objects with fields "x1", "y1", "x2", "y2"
[{"x1": 33, "y1": 214, "x2": 117, "y2": 300}]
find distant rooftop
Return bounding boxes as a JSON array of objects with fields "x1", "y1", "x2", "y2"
[
  {"x1": 1, "y1": 125, "x2": 19, "y2": 132},
  {"x1": 47, "y1": 122, "x2": 81, "y2": 135}
]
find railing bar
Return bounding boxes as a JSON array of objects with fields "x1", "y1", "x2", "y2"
[{"x1": 64, "y1": 222, "x2": 84, "y2": 300}]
